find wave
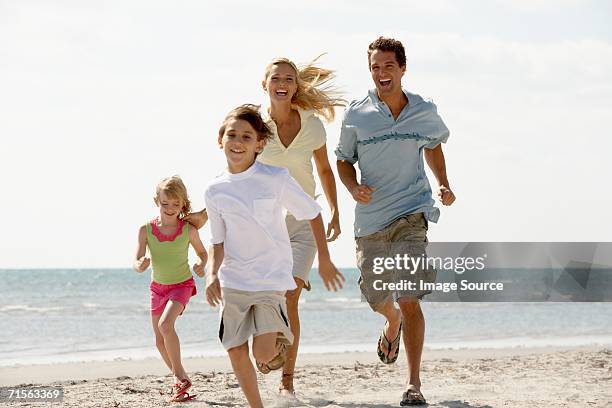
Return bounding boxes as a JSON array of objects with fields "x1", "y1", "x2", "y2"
[{"x1": 0, "y1": 305, "x2": 65, "y2": 313}]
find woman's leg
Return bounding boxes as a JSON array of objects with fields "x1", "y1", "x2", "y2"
[
  {"x1": 228, "y1": 342, "x2": 264, "y2": 408},
  {"x1": 158, "y1": 300, "x2": 189, "y2": 381},
  {"x1": 151, "y1": 313, "x2": 173, "y2": 372},
  {"x1": 280, "y1": 278, "x2": 304, "y2": 393}
]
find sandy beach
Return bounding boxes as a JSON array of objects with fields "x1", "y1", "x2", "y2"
[{"x1": 1, "y1": 346, "x2": 610, "y2": 407}]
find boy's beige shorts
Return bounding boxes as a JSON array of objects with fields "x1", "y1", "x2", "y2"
[{"x1": 219, "y1": 287, "x2": 293, "y2": 350}]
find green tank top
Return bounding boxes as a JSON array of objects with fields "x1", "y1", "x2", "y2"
[{"x1": 146, "y1": 219, "x2": 192, "y2": 284}]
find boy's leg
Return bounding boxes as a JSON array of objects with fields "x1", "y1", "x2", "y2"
[
  {"x1": 252, "y1": 332, "x2": 279, "y2": 365},
  {"x1": 158, "y1": 300, "x2": 189, "y2": 381},
  {"x1": 227, "y1": 342, "x2": 263, "y2": 408},
  {"x1": 151, "y1": 314, "x2": 173, "y2": 371},
  {"x1": 280, "y1": 279, "x2": 304, "y2": 393}
]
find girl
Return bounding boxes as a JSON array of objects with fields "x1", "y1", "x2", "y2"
[
  {"x1": 133, "y1": 175, "x2": 208, "y2": 403},
  {"x1": 205, "y1": 104, "x2": 344, "y2": 408},
  {"x1": 257, "y1": 56, "x2": 345, "y2": 395}
]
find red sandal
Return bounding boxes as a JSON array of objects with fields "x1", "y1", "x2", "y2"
[{"x1": 169, "y1": 379, "x2": 196, "y2": 403}]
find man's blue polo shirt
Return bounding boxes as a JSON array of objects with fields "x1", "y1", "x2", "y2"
[{"x1": 335, "y1": 89, "x2": 450, "y2": 237}]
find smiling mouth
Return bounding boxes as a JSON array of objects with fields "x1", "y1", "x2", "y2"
[
  {"x1": 379, "y1": 79, "x2": 392, "y2": 87},
  {"x1": 275, "y1": 89, "x2": 288, "y2": 96},
  {"x1": 230, "y1": 148, "x2": 245, "y2": 154}
]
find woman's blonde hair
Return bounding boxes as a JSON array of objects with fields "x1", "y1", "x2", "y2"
[
  {"x1": 264, "y1": 55, "x2": 346, "y2": 122},
  {"x1": 154, "y1": 175, "x2": 192, "y2": 217}
]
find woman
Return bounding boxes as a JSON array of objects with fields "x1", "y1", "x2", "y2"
[{"x1": 257, "y1": 56, "x2": 345, "y2": 395}]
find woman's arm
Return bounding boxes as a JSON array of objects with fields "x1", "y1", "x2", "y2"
[
  {"x1": 183, "y1": 209, "x2": 208, "y2": 230},
  {"x1": 313, "y1": 144, "x2": 341, "y2": 241},
  {"x1": 308, "y1": 214, "x2": 345, "y2": 291},
  {"x1": 133, "y1": 225, "x2": 150, "y2": 273}
]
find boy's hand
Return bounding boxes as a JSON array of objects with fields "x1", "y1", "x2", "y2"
[
  {"x1": 193, "y1": 260, "x2": 205, "y2": 277},
  {"x1": 134, "y1": 257, "x2": 150, "y2": 273},
  {"x1": 205, "y1": 273, "x2": 222, "y2": 307},
  {"x1": 318, "y1": 258, "x2": 345, "y2": 291}
]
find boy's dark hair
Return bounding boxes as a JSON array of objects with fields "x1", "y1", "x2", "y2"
[
  {"x1": 218, "y1": 104, "x2": 272, "y2": 141},
  {"x1": 367, "y1": 37, "x2": 406, "y2": 69}
]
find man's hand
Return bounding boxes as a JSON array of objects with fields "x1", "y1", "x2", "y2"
[
  {"x1": 350, "y1": 185, "x2": 375, "y2": 205},
  {"x1": 205, "y1": 273, "x2": 222, "y2": 307},
  {"x1": 318, "y1": 257, "x2": 345, "y2": 291},
  {"x1": 193, "y1": 260, "x2": 205, "y2": 278},
  {"x1": 134, "y1": 257, "x2": 150, "y2": 273},
  {"x1": 183, "y1": 209, "x2": 207, "y2": 230},
  {"x1": 438, "y1": 186, "x2": 456, "y2": 206}
]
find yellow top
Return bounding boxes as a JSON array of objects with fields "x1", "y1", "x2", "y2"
[{"x1": 257, "y1": 108, "x2": 326, "y2": 198}]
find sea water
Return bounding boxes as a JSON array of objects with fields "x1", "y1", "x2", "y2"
[{"x1": 1, "y1": 269, "x2": 611, "y2": 367}]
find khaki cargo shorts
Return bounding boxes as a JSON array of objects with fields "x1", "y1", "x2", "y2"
[{"x1": 356, "y1": 213, "x2": 437, "y2": 312}]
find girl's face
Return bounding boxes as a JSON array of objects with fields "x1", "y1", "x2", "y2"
[
  {"x1": 263, "y1": 63, "x2": 298, "y2": 104},
  {"x1": 157, "y1": 192, "x2": 182, "y2": 220},
  {"x1": 218, "y1": 118, "x2": 265, "y2": 173}
]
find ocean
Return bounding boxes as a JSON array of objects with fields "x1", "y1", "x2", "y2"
[{"x1": 1, "y1": 269, "x2": 612, "y2": 367}]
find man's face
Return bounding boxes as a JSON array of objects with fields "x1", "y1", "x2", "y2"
[{"x1": 369, "y1": 49, "x2": 405, "y2": 97}]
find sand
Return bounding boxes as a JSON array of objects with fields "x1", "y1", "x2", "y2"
[{"x1": 1, "y1": 346, "x2": 611, "y2": 407}]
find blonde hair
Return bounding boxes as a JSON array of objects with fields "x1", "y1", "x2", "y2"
[
  {"x1": 154, "y1": 175, "x2": 192, "y2": 217},
  {"x1": 264, "y1": 55, "x2": 346, "y2": 122}
]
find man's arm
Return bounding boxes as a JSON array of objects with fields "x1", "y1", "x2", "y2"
[
  {"x1": 424, "y1": 144, "x2": 456, "y2": 206},
  {"x1": 336, "y1": 160, "x2": 375, "y2": 205}
]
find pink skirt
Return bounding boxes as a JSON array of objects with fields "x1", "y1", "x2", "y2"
[{"x1": 150, "y1": 277, "x2": 197, "y2": 316}]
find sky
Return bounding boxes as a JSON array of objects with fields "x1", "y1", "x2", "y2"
[{"x1": 1, "y1": 0, "x2": 611, "y2": 268}]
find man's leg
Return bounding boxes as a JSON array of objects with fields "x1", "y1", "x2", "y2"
[
  {"x1": 397, "y1": 298, "x2": 425, "y2": 390},
  {"x1": 374, "y1": 299, "x2": 402, "y2": 360}
]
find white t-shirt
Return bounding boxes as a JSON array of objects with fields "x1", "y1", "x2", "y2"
[{"x1": 204, "y1": 161, "x2": 322, "y2": 291}]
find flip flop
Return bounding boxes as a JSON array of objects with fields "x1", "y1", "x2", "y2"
[
  {"x1": 256, "y1": 342, "x2": 287, "y2": 374},
  {"x1": 377, "y1": 320, "x2": 402, "y2": 364},
  {"x1": 400, "y1": 385, "x2": 426, "y2": 406}
]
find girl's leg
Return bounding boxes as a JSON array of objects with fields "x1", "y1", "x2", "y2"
[
  {"x1": 158, "y1": 300, "x2": 189, "y2": 382},
  {"x1": 227, "y1": 342, "x2": 263, "y2": 408},
  {"x1": 279, "y1": 278, "x2": 304, "y2": 393},
  {"x1": 151, "y1": 314, "x2": 173, "y2": 371}
]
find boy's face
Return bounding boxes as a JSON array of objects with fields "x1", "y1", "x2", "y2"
[
  {"x1": 218, "y1": 118, "x2": 265, "y2": 171},
  {"x1": 369, "y1": 49, "x2": 405, "y2": 98}
]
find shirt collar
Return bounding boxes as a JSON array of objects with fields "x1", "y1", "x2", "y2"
[{"x1": 368, "y1": 88, "x2": 413, "y2": 109}]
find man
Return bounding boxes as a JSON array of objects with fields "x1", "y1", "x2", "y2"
[{"x1": 336, "y1": 37, "x2": 455, "y2": 405}]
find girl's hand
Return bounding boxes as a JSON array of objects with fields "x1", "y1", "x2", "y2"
[
  {"x1": 326, "y1": 213, "x2": 341, "y2": 242},
  {"x1": 193, "y1": 260, "x2": 205, "y2": 278},
  {"x1": 134, "y1": 257, "x2": 150, "y2": 273},
  {"x1": 318, "y1": 257, "x2": 345, "y2": 292},
  {"x1": 205, "y1": 273, "x2": 222, "y2": 307}
]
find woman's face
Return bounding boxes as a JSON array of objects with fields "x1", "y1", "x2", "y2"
[{"x1": 263, "y1": 63, "x2": 298, "y2": 104}]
